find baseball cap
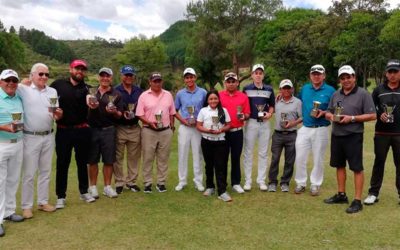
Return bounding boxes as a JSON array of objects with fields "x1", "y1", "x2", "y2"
[
  {"x1": 98, "y1": 67, "x2": 113, "y2": 76},
  {"x1": 120, "y1": 65, "x2": 136, "y2": 75},
  {"x1": 338, "y1": 65, "x2": 355, "y2": 76},
  {"x1": 310, "y1": 64, "x2": 325, "y2": 74},
  {"x1": 279, "y1": 79, "x2": 293, "y2": 88},
  {"x1": 224, "y1": 72, "x2": 238, "y2": 81},
  {"x1": 385, "y1": 59, "x2": 400, "y2": 71},
  {"x1": 0, "y1": 69, "x2": 19, "y2": 81},
  {"x1": 183, "y1": 67, "x2": 196, "y2": 76},
  {"x1": 70, "y1": 59, "x2": 87, "y2": 69},
  {"x1": 149, "y1": 72, "x2": 162, "y2": 81},
  {"x1": 252, "y1": 64, "x2": 264, "y2": 73}
]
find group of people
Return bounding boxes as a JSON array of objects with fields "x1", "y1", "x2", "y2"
[{"x1": 0, "y1": 59, "x2": 399, "y2": 236}]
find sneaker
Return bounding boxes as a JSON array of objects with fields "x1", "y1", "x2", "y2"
[
  {"x1": 22, "y1": 209, "x2": 33, "y2": 219},
  {"x1": 323, "y1": 193, "x2": 349, "y2": 204},
  {"x1": 259, "y1": 183, "x2": 268, "y2": 192},
  {"x1": 88, "y1": 185, "x2": 99, "y2": 199},
  {"x1": 280, "y1": 183, "x2": 289, "y2": 192},
  {"x1": 116, "y1": 186, "x2": 123, "y2": 194},
  {"x1": 232, "y1": 184, "x2": 245, "y2": 194},
  {"x1": 144, "y1": 184, "x2": 152, "y2": 193},
  {"x1": 80, "y1": 193, "x2": 96, "y2": 203},
  {"x1": 346, "y1": 199, "x2": 363, "y2": 214},
  {"x1": 268, "y1": 183, "x2": 277, "y2": 192},
  {"x1": 55, "y1": 198, "x2": 66, "y2": 209},
  {"x1": 364, "y1": 194, "x2": 379, "y2": 205},
  {"x1": 156, "y1": 184, "x2": 167, "y2": 193},
  {"x1": 310, "y1": 185, "x2": 320, "y2": 196},
  {"x1": 203, "y1": 188, "x2": 215, "y2": 196},
  {"x1": 126, "y1": 184, "x2": 141, "y2": 192},
  {"x1": 175, "y1": 183, "x2": 186, "y2": 191},
  {"x1": 103, "y1": 186, "x2": 118, "y2": 198},
  {"x1": 243, "y1": 183, "x2": 251, "y2": 191},
  {"x1": 218, "y1": 192, "x2": 233, "y2": 202},
  {"x1": 38, "y1": 204, "x2": 56, "y2": 212},
  {"x1": 294, "y1": 185, "x2": 305, "y2": 194},
  {"x1": 194, "y1": 183, "x2": 205, "y2": 192}
]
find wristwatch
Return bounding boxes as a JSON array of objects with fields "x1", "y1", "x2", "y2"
[{"x1": 351, "y1": 116, "x2": 356, "y2": 123}]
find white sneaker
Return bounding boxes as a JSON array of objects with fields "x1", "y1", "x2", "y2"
[
  {"x1": 203, "y1": 188, "x2": 215, "y2": 196},
  {"x1": 103, "y1": 185, "x2": 118, "y2": 198},
  {"x1": 88, "y1": 185, "x2": 99, "y2": 199},
  {"x1": 218, "y1": 192, "x2": 232, "y2": 202},
  {"x1": 232, "y1": 185, "x2": 245, "y2": 194},
  {"x1": 194, "y1": 183, "x2": 205, "y2": 192},
  {"x1": 80, "y1": 193, "x2": 96, "y2": 203},
  {"x1": 175, "y1": 183, "x2": 186, "y2": 191},
  {"x1": 55, "y1": 198, "x2": 66, "y2": 209},
  {"x1": 364, "y1": 194, "x2": 379, "y2": 205},
  {"x1": 243, "y1": 183, "x2": 251, "y2": 191},
  {"x1": 259, "y1": 183, "x2": 268, "y2": 191}
]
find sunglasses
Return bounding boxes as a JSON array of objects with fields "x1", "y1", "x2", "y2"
[
  {"x1": 4, "y1": 78, "x2": 18, "y2": 83},
  {"x1": 99, "y1": 73, "x2": 111, "y2": 77},
  {"x1": 38, "y1": 72, "x2": 50, "y2": 77},
  {"x1": 388, "y1": 69, "x2": 399, "y2": 74},
  {"x1": 124, "y1": 74, "x2": 134, "y2": 77}
]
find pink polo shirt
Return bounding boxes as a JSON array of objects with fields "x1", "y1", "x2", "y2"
[
  {"x1": 136, "y1": 89, "x2": 176, "y2": 127},
  {"x1": 219, "y1": 90, "x2": 250, "y2": 128}
]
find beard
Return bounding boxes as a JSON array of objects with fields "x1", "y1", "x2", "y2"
[{"x1": 71, "y1": 72, "x2": 84, "y2": 82}]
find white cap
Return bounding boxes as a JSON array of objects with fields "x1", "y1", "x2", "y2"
[
  {"x1": 279, "y1": 79, "x2": 293, "y2": 88},
  {"x1": 338, "y1": 65, "x2": 355, "y2": 77},
  {"x1": 252, "y1": 64, "x2": 264, "y2": 73},
  {"x1": 0, "y1": 69, "x2": 19, "y2": 80},
  {"x1": 310, "y1": 64, "x2": 325, "y2": 74},
  {"x1": 224, "y1": 72, "x2": 238, "y2": 81},
  {"x1": 183, "y1": 67, "x2": 196, "y2": 76},
  {"x1": 99, "y1": 67, "x2": 113, "y2": 75}
]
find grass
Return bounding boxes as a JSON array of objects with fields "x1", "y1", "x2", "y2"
[{"x1": 1, "y1": 122, "x2": 400, "y2": 249}]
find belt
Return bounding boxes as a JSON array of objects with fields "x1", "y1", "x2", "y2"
[
  {"x1": 229, "y1": 127, "x2": 243, "y2": 132},
  {"x1": 23, "y1": 129, "x2": 54, "y2": 136},
  {"x1": 57, "y1": 123, "x2": 89, "y2": 129},
  {"x1": 92, "y1": 125, "x2": 114, "y2": 130},
  {"x1": 275, "y1": 130, "x2": 296, "y2": 135},
  {"x1": 305, "y1": 125, "x2": 328, "y2": 128},
  {"x1": 0, "y1": 138, "x2": 21, "y2": 143},
  {"x1": 143, "y1": 126, "x2": 170, "y2": 132},
  {"x1": 118, "y1": 124, "x2": 139, "y2": 129},
  {"x1": 202, "y1": 136, "x2": 225, "y2": 141}
]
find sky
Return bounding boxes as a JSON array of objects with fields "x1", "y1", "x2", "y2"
[{"x1": 0, "y1": 0, "x2": 399, "y2": 41}]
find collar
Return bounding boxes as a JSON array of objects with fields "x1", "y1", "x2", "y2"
[
  {"x1": 30, "y1": 82, "x2": 48, "y2": 92},
  {"x1": 206, "y1": 105, "x2": 218, "y2": 111},
  {"x1": 340, "y1": 85, "x2": 358, "y2": 95},
  {"x1": 384, "y1": 82, "x2": 400, "y2": 91},
  {"x1": 147, "y1": 88, "x2": 166, "y2": 95},
  {"x1": 0, "y1": 88, "x2": 9, "y2": 99},
  {"x1": 310, "y1": 82, "x2": 326, "y2": 91},
  {"x1": 116, "y1": 84, "x2": 138, "y2": 93},
  {"x1": 252, "y1": 82, "x2": 265, "y2": 90},
  {"x1": 279, "y1": 96, "x2": 294, "y2": 104},
  {"x1": 185, "y1": 86, "x2": 198, "y2": 93},
  {"x1": 220, "y1": 90, "x2": 238, "y2": 96}
]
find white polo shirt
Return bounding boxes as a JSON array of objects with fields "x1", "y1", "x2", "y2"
[
  {"x1": 197, "y1": 105, "x2": 231, "y2": 140},
  {"x1": 17, "y1": 83, "x2": 58, "y2": 132}
]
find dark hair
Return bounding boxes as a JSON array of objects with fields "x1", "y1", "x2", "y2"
[{"x1": 204, "y1": 89, "x2": 226, "y2": 124}]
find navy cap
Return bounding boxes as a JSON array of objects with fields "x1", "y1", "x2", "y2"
[{"x1": 120, "y1": 65, "x2": 136, "y2": 75}]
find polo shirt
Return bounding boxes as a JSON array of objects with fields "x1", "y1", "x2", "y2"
[
  {"x1": 115, "y1": 84, "x2": 143, "y2": 126},
  {"x1": 17, "y1": 83, "x2": 57, "y2": 131},
  {"x1": 243, "y1": 83, "x2": 275, "y2": 119},
  {"x1": 136, "y1": 89, "x2": 176, "y2": 127},
  {"x1": 298, "y1": 82, "x2": 335, "y2": 127},
  {"x1": 274, "y1": 96, "x2": 302, "y2": 131},
  {"x1": 175, "y1": 86, "x2": 207, "y2": 119},
  {"x1": 88, "y1": 87, "x2": 123, "y2": 128},
  {"x1": 219, "y1": 90, "x2": 250, "y2": 128},
  {"x1": 372, "y1": 83, "x2": 400, "y2": 134},
  {"x1": 0, "y1": 88, "x2": 23, "y2": 140},
  {"x1": 328, "y1": 86, "x2": 375, "y2": 136},
  {"x1": 197, "y1": 106, "x2": 231, "y2": 140}
]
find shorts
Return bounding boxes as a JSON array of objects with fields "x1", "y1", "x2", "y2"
[
  {"x1": 88, "y1": 126, "x2": 116, "y2": 165},
  {"x1": 330, "y1": 133, "x2": 363, "y2": 172}
]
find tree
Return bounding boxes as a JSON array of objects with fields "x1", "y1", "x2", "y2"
[
  {"x1": 9, "y1": 26, "x2": 16, "y2": 34},
  {"x1": 379, "y1": 10, "x2": 400, "y2": 58},
  {"x1": 0, "y1": 32, "x2": 26, "y2": 70},
  {"x1": 329, "y1": 0, "x2": 389, "y2": 16}
]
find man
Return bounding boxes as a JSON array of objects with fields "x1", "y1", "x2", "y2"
[
  {"x1": 268, "y1": 79, "x2": 302, "y2": 192},
  {"x1": 294, "y1": 65, "x2": 335, "y2": 196},
  {"x1": 324, "y1": 65, "x2": 376, "y2": 214},
  {"x1": 0, "y1": 69, "x2": 24, "y2": 236},
  {"x1": 18, "y1": 63, "x2": 63, "y2": 219},
  {"x1": 51, "y1": 59, "x2": 95, "y2": 209},
  {"x1": 242, "y1": 64, "x2": 275, "y2": 191},
  {"x1": 136, "y1": 72, "x2": 176, "y2": 193},
  {"x1": 87, "y1": 67, "x2": 123, "y2": 198},
  {"x1": 220, "y1": 72, "x2": 250, "y2": 194},
  {"x1": 364, "y1": 59, "x2": 400, "y2": 205},
  {"x1": 174, "y1": 68, "x2": 207, "y2": 192},
  {"x1": 114, "y1": 65, "x2": 143, "y2": 194}
]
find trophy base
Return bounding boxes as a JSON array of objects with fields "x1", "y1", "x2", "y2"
[
  {"x1": 126, "y1": 111, "x2": 135, "y2": 120},
  {"x1": 280, "y1": 121, "x2": 289, "y2": 127},
  {"x1": 48, "y1": 107, "x2": 58, "y2": 113},
  {"x1": 89, "y1": 97, "x2": 98, "y2": 105},
  {"x1": 333, "y1": 115, "x2": 343, "y2": 122},
  {"x1": 310, "y1": 110, "x2": 319, "y2": 118},
  {"x1": 12, "y1": 123, "x2": 24, "y2": 132},
  {"x1": 237, "y1": 114, "x2": 244, "y2": 120},
  {"x1": 386, "y1": 116, "x2": 394, "y2": 123},
  {"x1": 156, "y1": 123, "x2": 163, "y2": 129}
]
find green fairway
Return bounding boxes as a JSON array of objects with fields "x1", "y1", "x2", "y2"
[{"x1": 1, "y1": 122, "x2": 400, "y2": 249}]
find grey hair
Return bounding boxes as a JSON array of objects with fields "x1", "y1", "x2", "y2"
[{"x1": 30, "y1": 63, "x2": 48, "y2": 74}]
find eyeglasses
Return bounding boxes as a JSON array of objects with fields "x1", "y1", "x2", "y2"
[
  {"x1": 4, "y1": 78, "x2": 18, "y2": 83},
  {"x1": 99, "y1": 73, "x2": 111, "y2": 78},
  {"x1": 281, "y1": 86, "x2": 292, "y2": 90},
  {"x1": 38, "y1": 72, "x2": 50, "y2": 77}
]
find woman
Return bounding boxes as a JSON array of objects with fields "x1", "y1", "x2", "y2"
[{"x1": 196, "y1": 90, "x2": 232, "y2": 202}]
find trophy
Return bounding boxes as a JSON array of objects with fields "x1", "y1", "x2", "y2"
[
  {"x1": 384, "y1": 104, "x2": 395, "y2": 123},
  {"x1": 88, "y1": 87, "x2": 98, "y2": 105},
  {"x1": 155, "y1": 110, "x2": 163, "y2": 129},
  {"x1": 310, "y1": 101, "x2": 321, "y2": 117},
  {"x1": 280, "y1": 112, "x2": 289, "y2": 128},
  {"x1": 186, "y1": 105, "x2": 196, "y2": 126},
  {"x1": 125, "y1": 103, "x2": 135, "y2": 120},
  {"x1": 255, "y1": 104, "x2": 266, "y2": 122},
  {"x1": 333, "y1": 101, "x2": 344, "y2": 122},
  {"x1": 11, "y1": 112, "x2": 24, "y2": 131},
  {"x1": 107, "y1": 95, "x2": 116, "y2": 109},
  {"x1": 211, "y1": 116, "x2": 220, "y2": 131},
  {"x1": 236, "y1": 105, "x2": 244, "y2": 120},
  {"x1": 48, "y1": 96, "x2": 59, "y2": 113}
]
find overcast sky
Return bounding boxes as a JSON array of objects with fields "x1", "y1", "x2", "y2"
[{"x1": 0, "y1": 0, "x2": 399, "y2": 41}]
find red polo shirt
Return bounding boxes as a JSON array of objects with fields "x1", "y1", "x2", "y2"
[{"x1": 219, "y1": 90, "x2": 250, "y2": 128}]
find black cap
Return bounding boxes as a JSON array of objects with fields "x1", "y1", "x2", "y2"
[{"x1": 386, "y1": 59, "x2": 400, "y2": 71}]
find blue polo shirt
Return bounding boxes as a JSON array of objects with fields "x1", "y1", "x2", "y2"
[
  {"x1": 175, "y1": 86, "x2": 207, "y2": 119},
  {"x1": 299, "y1": 82, "x2": 335, "y2": 127},
  {"x1": 115, "y1": 84, "x2": 144, "y2": 125},
  {"x1": 0, "y1": 88, "x2": 23, "y2": 140},
  {"x1": 243, "y1": 83, "x2": 275, "y2": 119}
]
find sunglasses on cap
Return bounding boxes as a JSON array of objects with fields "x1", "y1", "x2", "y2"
[
  {"x1": 311, "y1": 67, "x2": 324, "y2": 72},
  {"x1": 38, "y1": 72, "x2": 50, "y2": 77},
  {"x1": 4, "y1": 78, "x2": 18, "y2": 83}
]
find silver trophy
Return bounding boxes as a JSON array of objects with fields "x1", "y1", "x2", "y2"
[
  {"x1": 125, "y1": 103, "x2": 136, "y2": 120},
  {"x1": 107, "y1": 95, "x2": 116, "y2": 109},
  {"x1": 186, "y1": 105, "x2": 196, "y2": 126},
  {"x1": 48, "y1": 96, "x2": 59, "y2": 113},
  {"x1": 334, "y1": 101, "x2": 344, "y2": 122},
  {"x1": 280, "y1": 112, "x2": 289, "y2": 128},
  {"x1": 11, "y1": 112, "x2": 24, "y2": 131},
  {"x1": 236, "y1": 105, "x2": 244, "y2": 120},
  {"x1": 384, "y1": 104, "x2": 395, "y2": 123},
  {"x1": 155, "y1": 111, "x2": 163, "y2": 129},
  {"x1": 310, "y1": 101, "x2": 321, "y2": 117},
  {"x1": 255, "y1": 104, "x2": 266, "y2": 122},
  {"x1": 211, "y1": 116, "x2": 220, "y2": 131},
  {"x1": 88, "y1": 87, "x2": 98, "y2": 105}
]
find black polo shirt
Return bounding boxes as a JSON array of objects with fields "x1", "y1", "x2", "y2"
[
  {"x1": 88, "y1": 87, "x2": 123, "y2": 128},
  {"x1": 114, "y1": 84, "x2": 143, "y2": 126},
  {"x1": 372, "y1": 82, "x2": 400, "y2": 134}
]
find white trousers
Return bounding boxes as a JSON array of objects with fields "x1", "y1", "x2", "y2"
[
  {"x1": 177, "y1": 125, "x2": 203, "y2": 185},
  {"x1": 243, "y1": 119, "x2": 272, "y2": 185},
  {"x1": 21, "y1": 134, "x2": 54, "y2": 209},
  {"x1": 294, "y1": 126, "x2": 329, "y2": 187},
  {"x1": 0, "y1": 140, "x2": 23, "y2": 223}
]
